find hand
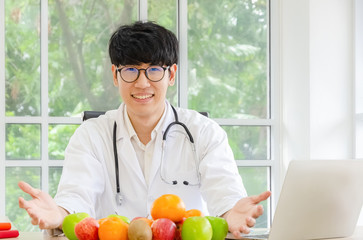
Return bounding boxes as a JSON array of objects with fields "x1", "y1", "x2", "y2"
[
  {"x1": 223, "y1": 191, "x2": 271, "y2": 238},
  {"x1": 18, "y1": 181, "x2": 69, "y2": 230}
]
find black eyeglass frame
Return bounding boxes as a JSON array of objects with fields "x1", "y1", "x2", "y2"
[{"x1": 115, "y1": 65, "x2": 171, "y2": 83}]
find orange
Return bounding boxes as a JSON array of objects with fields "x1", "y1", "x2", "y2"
[
  {"x1": 151, "y1": 194, "x2": 186, "y2": 222},
  {"x1": 185, "y1": 209, "x2": 203, "y2": 218},
  {"x1": 98, "y1": 216, "x2": 128, "y2": 240},
  {"x1": 97, "y1": 217, "x2": 107, "y2": 225}
]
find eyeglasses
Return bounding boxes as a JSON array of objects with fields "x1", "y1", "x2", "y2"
[{"x1": 116, "y1": 65, "x2": 170, "y2": 83}]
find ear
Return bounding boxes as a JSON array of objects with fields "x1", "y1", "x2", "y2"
[
  {"x1": 168, "y1": 64, "x2": 177, "y2": 86},
  {"x1": 111, "y1": 65, "x2": 118, "y2": 86}
]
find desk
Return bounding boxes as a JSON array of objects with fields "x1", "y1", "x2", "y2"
[{"x1": 0, "y1": 226, "x2": 362, "y2": 240}]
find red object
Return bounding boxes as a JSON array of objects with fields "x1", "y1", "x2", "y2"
[
  {"x1": 0, "y1": 223, "x2": 11, "y2": 231},
  {"x1": 151, "y1": 218, "x2": 177, "y2": 240},
  {"x1": 0, "y1": 230, "x2": 19, "y2": 238},
  {"x1": 74, "y1": 217, "x2": 99, "y2": 240}
]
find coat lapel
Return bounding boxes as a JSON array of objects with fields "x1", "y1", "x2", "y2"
[
  {"x1": 147, "y1": 103, "x2": 174, "y2": 187},
  {"x1": 115, "y1": 104, "x2": 147, "y2": 187}
]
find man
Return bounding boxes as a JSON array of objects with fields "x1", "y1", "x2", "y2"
[{"x1": 18, "y1": 21, "x2": 270, "y2": 238}]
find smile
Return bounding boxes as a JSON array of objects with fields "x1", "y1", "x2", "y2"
[{"x1": 132, "y1": 94, "x2": 154, "y2": 99}]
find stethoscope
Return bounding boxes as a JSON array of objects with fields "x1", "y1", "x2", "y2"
[{"x1": 113, "y1": 104, "x2": 201, "y2": 205}]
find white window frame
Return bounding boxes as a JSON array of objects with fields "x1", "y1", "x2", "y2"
[
  {"x1": 0, "y1": 0, "x2": 280, "y2": 225},
  {"x1": 355, "y1": 0, "x2": 363, "y2": 159}
]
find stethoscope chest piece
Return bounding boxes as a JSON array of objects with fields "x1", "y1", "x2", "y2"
[{"x1": 115, "y1": 192, "x2": 123, "y2": 206}]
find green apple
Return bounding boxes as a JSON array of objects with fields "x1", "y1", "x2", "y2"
[
  {"x1": 62, "y1": 212, "x2": 90, "y2": 240},
  {"x1": 181, "y1": 216, "x2": 212, "y2": 240},
  {"x1": 205, "y1": 216, "x2": 228, "y2": 240},
  {"x1": 107, "y1": 214, "x2": 130, "y2": 224}
]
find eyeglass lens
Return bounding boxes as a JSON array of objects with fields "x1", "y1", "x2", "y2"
[{"x1": 120, "y1": 66, "x2": 166, "y2": 82}]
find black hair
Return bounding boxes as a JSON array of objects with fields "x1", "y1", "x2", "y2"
[{"x1": 108, "y1": 21, "x2": 179, "y2": 67}]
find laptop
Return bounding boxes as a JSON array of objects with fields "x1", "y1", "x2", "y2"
[{"x1": 226, "y1": 160, "x2": 363, "y2": 240}]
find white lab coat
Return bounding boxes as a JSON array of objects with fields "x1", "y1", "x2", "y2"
[{"x1": 54, "y1": 102, "x2": 247, "y2": 220}]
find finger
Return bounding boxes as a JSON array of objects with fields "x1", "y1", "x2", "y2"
[
  {"x1": 232, "y1": 230, "x2": 241, "y2": 238},
  {"x1": 18, "y1": 197, "x2": 26, "y2": 209},
  {"x1": 31, "y1": 218, "x2": 39, "y2": 226},
  {"x1": 39, "y1": 219, "x2": 47, "y2": 229},
  {"x1": 252, "y1": 205, "x2": 264, "y2": 218},
  {"x1": 251, "y1": 191, "x2": 271, "y2": 204},
  {"x1": 19, "y1": 196, "x2": 35, "y2": 212},
  {"x1": 246, "y1": 217, "x2": 256, "y2": 228},
  {"x1": 18, "y1": 181, "x2": 41, "y2": 198},
  {"x1": 240, "y1": 225, "x2": 250, "y2": 234}
]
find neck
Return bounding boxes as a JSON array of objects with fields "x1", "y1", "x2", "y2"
[{"x1": 127, "y1": 106, "x2": 165, "y2": 145}]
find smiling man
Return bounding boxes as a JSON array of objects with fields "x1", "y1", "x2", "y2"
[{"x1": 18, "y1": 21, "x2": 270, "y2": 238}]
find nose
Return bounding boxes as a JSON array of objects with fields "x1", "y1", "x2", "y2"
[{"x1": 134, "y1": 69, "x2": 150, "y2": 88}]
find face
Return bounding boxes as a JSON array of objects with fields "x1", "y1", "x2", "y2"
[{"x1": 112, "y1": 63, "x2": 177, "y2": 121}]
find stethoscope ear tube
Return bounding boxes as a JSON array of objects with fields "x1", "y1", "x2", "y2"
[{"x1": 113, "y1": 122, "x2": 121, "y2": 202}]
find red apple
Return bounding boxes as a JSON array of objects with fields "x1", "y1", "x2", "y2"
[
  {"x1": 151, "y1": 218, "x2": 177, "y2": 240},
  {"x1": 175, "y1": 217, "x2": 186, "y2": 240},
  {"x1": 74, "y1": 217, "x2": 99, "y2": 240}
]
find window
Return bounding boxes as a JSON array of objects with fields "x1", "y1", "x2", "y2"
[
  {"x1": 0, "y1": 0, "x2": 276, "y2": 231},
  {"x1": 355, "y1": 0, "x2": 363, "y2": 159}
]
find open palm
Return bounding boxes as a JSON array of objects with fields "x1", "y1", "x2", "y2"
[
  {"x1": 224, "y1": 191, "x2": 271, "y2": 238},
  {"x1": 18, "y1": 181, "x2": 67, "y2": 229}
]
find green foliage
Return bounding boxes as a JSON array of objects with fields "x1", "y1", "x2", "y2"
[
  {"x1": 223, "y1": 126, "x2": 268, "y2": 160},
  {"x1": 47, "y1": 0, "x2": 138, "y2": 117},
  {"x1": 48, "y1": 124, "x2": 78, "y2": 160},
  {"x1": 5, "y1": 124, "x2": 41, "y2": 160},
  {"x1": 187, "y1": 0, "x2": 268, "y2": 119},
  {"x1": 239, "y1": 167, "x2": 269, "y2": 227},
  {"x1": 6, "y1": 167, "x2": 41, "y2": 232},
  {"x1": 5, "y1": 0, "x2": 41, "y2": 116}
]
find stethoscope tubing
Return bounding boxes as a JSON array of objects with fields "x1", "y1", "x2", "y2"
[{"x1": 113, "y1": 104, "x2": 200, "y2": 205}]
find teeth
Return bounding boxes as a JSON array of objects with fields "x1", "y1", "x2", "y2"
[{"x1": 133, "y1": 95, "x2": 153, "y2": 99}]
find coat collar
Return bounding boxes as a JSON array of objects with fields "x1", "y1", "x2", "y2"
[{"x1": 114, "y1": 101, "x2": 175, "y2": 142}]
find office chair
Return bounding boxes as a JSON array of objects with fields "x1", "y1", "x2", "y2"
[{"x1": 82, "y1": 110, "x2": 209, "y2": 121}]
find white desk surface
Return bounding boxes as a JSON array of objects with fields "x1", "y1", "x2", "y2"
[{"x1": 1, "y1": 216, "x2": 363, "y2": 239}]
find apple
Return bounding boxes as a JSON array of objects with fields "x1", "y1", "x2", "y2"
[
  {"x1": 175, "y1": 217, "x2": 186, "y2": 240},
  {"x1": 107, "y1": 214, "x2": 130, "y2": 224},
  {"x1": 205, "y1": 216, "x2": 228, "y2": 240},
  {"x1": 151, "y1": 218, "x2": 177, "y2": 240},
  {"x1": 62, "y1": 212, "x2": 90, "y2": 240},
  {"x1": 74, "y1": 217, "x2": 99, "y2": 240},
  {"x1": 181, "y1": 216, "x2": 212, "y2": 240}
]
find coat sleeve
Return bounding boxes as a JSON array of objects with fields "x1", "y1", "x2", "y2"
[
  {"x1": 197, "y1": 119, "x2": 247, "y2": 217},
  {"x1": 54, "y1": 121, "x2": 107, "y2": 218}
]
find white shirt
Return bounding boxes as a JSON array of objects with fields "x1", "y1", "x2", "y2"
[
  {"x1": 54, "y1": 101, "x2": 247, "y2": 220},
  {"x1": 124, "y1": 105, "x2": 166, "y2": 186}
]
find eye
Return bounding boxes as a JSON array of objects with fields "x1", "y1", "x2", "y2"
[
  {"x1": 148, "y1": 66, "x2": 163, "y2": 72},
  {"x1": 123, "y1": 67, "x2": 138, "y2": 73}
]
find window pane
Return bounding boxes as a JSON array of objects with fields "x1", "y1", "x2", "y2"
[
  {"x1": 6, "y1": 167, "x2": 41, "y2": 232},
  {"x1": 239, "y1": 167, "x2": 270, "y2": 228},
  {"x1": 222, "y1": 126, "x2": 269, "y2": 160},
  {"x1": 49, "y1": 167, "x2": 63, "y2": 198},
  {"x1": 187, "y1": 0, "x2": 269, "y2": 119},
  {"x1": 48, "y1": 124, "x2": 79, "y2": 160},
  {"x1": 48, "y1": 0, "x2": 138, "y2": 117},
  {"x1": 5, "y1": 0, "x2": 41, "y2": 116},
  {"x1": 148, "y1": 0, "x2": 178, "y2": 106},
  {"x1": 6, "y1": 124, "x2": 41, "y2": 160}
]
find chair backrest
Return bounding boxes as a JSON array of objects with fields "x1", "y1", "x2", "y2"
[
  {"x1": 82, "y1": 110, "x2": 209, "y2": 121},
  {"x1": 82, "y1": 111, "x2": 106, "y2": 121}
]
